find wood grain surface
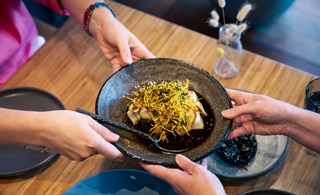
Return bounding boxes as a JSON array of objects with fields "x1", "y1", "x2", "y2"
[{"x1": 0, "y1": 1, "x2": 319, "y2": 194}]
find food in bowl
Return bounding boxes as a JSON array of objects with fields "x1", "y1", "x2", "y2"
[
  {"x1": 96, "y1": 58, "x2": 232, "y2": 166},
  {"x1": 125, "y1": 80, "x2": 211, "y2": 143},
  {"x1": 215, "y1": 134, "x2": 257, "y2": 168}
]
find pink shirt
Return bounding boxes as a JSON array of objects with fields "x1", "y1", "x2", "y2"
[{"x1": 0, "y1": 0, "x2": 68, "y2": 86}]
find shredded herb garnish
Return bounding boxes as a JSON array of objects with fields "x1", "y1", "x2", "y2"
[{"x1": 126, "y1": 80, "x2": 199, "y2": 142}]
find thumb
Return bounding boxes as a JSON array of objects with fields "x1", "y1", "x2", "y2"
[{"x1": 175, "y1": 154, "x2": 197, "y2": 174}]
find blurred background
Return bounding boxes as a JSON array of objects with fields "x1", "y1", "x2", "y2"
[{"x1": 24, "y1": 0, "x2": 320, "y2": 76}]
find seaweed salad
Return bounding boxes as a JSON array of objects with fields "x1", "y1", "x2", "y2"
[{"x1": 215, "y1": 134, "x2": 257, "y2": 168}]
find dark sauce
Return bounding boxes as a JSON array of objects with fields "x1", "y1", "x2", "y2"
[{"x1": 124, "y1": 95, "x2": 214, "y2": 153}]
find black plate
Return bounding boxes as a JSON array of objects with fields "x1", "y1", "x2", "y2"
[
  {"x1": 0, "y1": 87, "x2": 65, "y2": 177},
  {"x1": 96, "y1": 58, "x2": 232, "y2": 166}
]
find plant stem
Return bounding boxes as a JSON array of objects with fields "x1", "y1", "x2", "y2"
[{"x1": 222, "y1": 9, "x2": 226, "y2": 25}]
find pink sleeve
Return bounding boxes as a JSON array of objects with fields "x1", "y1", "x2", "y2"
[{"x1": 33, "y1": 0, "x2": 69, "y2": 15}]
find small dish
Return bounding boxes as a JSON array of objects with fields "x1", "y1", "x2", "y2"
[
  {"x1": 96, "y1": 58, "x2": 232, "y2": 166},
  {"x1": 64, "y1": 169, "x2": 178, "y2": 195},
  {"x1": 207, "y1": 135, "x2": 289, "y2": 181}
]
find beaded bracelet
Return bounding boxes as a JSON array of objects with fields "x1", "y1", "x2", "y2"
[{"x1": 83, "y1": 2, "x2": 116, "y2": 37}]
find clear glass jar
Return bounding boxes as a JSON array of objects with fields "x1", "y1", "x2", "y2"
[{"x1": 214, "y1": 24, "x2": 243, "y2": 79}]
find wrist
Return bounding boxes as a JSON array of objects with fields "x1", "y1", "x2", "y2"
[
  {"x1": 285, "y1": 105, "x2": 314, "y2": 138},
  {"x1": 0, "y1": 109, "x2": 46, "y2": 146},
  {"x1": 285, "y1": 106, "x2": 320, "y2": 153},
  {"x1": 83, "y1": 2, "x2": 116, "y2": 37},
  {"x1": 22, "y1": 112, "x2": 49, "y2": 146}
]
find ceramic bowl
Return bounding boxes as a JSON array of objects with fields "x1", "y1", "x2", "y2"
[
  {"x1": 64, "y1": 169, "x2": 177, "y2": 195},
  {"x1": 96, "y1": 58, "x2": 232, "y2": 166}
]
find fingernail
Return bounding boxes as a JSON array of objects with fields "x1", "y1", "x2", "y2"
[
  {"x1": 114, "y1": 154, "x2": 124, "y2": 162},
  {"x1": 176, "y1": 154, "x2": 186, "y2": 160},
  {"x1": 125, "y1": 55, "x2": 132, "y2": 64},
  {"x1": 111, "y1": 133, "x2": 120, "y2": 140},
  {"x1": 221, "y1": 110, "x2": 230, "y2": 116}
]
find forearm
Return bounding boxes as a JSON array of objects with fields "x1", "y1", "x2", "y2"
[
  {"x1": 0, "y1": 108, "x2": 46, "y2": 146},
  {"x1": 287, "y1": 107, "x2": 320, "y2": 153},
  {"x1": 60, "y1": 0, "x2": 114, "y2": 23}
]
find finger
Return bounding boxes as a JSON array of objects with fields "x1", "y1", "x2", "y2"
[
  {"x1": 112, "y1": 64, "x2": 122, "y2": 73},
  {"x1": 140, "y1": 162, "x2": 177, "y2": 180},
  {"x1": 140, "y1": 163, "x2": 159, "y2": 173},
  {"x1": 88, "y1": 121, "x2": 122, "y2": 159},
  {"x1": 227, "y1": 127, "x2": 250, "y2": 139},
  {"x1": 227, "y1": 121, "x2": 259, "y2": 139},
  {"x1": 226, "y1": 89, "x2": 247, "y2": 104},
  {"x1": 132, "y1": 50, "x2": 155, "y2": 61},
  {"x1": 58, "y1": 150, "x2": 86, "y2": 162},
  {"x1": 89, "y1": 121, "x2": 120, "y2": 142},
  {"x1": 130, "y1": 35, "x2": 156, "y2": 60},
  {"x1": 230, "y1": 113, "x2": 255, "y2": 129},
  {"x1": 135, "y1": 45, "x2": 156, "y2": 59},
  {"x1": 226, "y1": 89, "x2": 258, "y2": 105},
  {"x1": 200, "y1": 158, "x2": 208, "y2": 169},
  {"x1": 94, "y1": 134, "x2": 122, "y2": 159},
  {"x1": 116, "y1": 37, "x2": 132, "y2": 64},
  {"x1": 221, "y1": 103, "x2": 257, "y2": 120},
  {"x1": 144, "y1": 52, "x2": 156, "y2": 59},
  {"x1": 175, "y1": 154, "x2": 198, "y2": 174}
]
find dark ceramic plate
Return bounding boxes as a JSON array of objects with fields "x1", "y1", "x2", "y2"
[
  {"x1": 208, "y1": 135, "x2": 289, "y2": 181},
  {"x1": 96, "y1": 58, "x2": 232, "y2": 166},
  {"x1": 0, "y1": 87, "x2": 65, "y2": 177},
  {"x1": 239, "y1": 188, "x2": 295, "y2": 195},
  {"x1": 64, "y1": 169, "x2": 178, "y2": 195}
]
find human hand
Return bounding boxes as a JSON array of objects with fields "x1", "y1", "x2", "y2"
[
  {"x1": 140, "y1": 154, "x2": 226, "y2": 195},
  {"x1": 39, "y1": 110, "x2": 122, "y2": 161},
  {"x1": 89, "y1": 9, "x2": 155, "y2": 73},
  {"x1": 222, "y1": 89, "x2": 295, "y2": 139}
]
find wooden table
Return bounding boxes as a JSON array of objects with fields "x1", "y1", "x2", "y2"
[{"x1": 0, "y1": 1, "x2": 319, "y2": 194}]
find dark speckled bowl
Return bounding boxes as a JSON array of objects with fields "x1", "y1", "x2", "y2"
[{"x1": 96, "y1": 58, "x2": 232, "y2": 166}]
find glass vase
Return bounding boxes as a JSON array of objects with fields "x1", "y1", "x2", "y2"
[{"x1": 214, "y1": 24, "x2": 243, "y2": 79}]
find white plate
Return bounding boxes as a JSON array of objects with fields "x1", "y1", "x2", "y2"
[{"x1": 208, "y1": 135, "x2": 289, "y2": 181}]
